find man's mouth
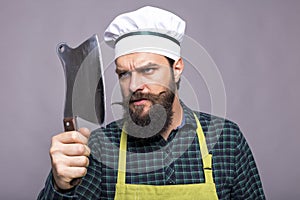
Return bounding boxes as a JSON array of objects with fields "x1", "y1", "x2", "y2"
[{"x1": 130, "y1": 98, "x2": 149, "y2": 106}]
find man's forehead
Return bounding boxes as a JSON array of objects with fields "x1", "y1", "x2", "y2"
[{"x1": 115, "y1": 52, "x2": 169, "y2": 69}]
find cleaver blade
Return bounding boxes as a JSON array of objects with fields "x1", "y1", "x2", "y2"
[{"x1": 56, "y1": 34, "x2": 105, "y2": 186}]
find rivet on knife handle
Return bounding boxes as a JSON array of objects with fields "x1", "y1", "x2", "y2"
[{"x1": 63, "y1": 117, "x2": 78, "y2": 132}]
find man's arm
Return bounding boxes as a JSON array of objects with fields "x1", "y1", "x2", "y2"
[
  {"x1": 37, "y1": 155, "x2": 103, "y2": 200},
  {"x1": 37, "y1": 128, "x2": 91, "y2": 199},
  {"x1": 231, "y1": 129, "x2": 266, "y2": 199},
  {"x1": 37, "y1": 171, "x2": 77, "y2": 200}
]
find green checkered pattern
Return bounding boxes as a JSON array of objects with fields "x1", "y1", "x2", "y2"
[{"x1": 37, "y1": 102, "x2": 265, "y2": 199}]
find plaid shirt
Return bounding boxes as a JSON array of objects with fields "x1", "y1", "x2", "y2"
[{"x1": 38, "y1": 102, "x2": 265, "y2": 199}]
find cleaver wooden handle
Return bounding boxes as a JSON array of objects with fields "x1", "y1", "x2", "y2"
[
  {"x1": 63, "y1": 117, "x2": 82, "y2": 186},
  {"x1": 63, "y1": 117, "x2": 78, "y2": 131}
]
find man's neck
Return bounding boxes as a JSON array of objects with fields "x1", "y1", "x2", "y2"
[{"x1": 160, "y1": 96, "x2": 183, "y2": 140}]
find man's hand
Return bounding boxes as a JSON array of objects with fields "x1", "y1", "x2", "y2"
[{"x1": 50, "y1": 127, "x2": 91, "y2": 190}]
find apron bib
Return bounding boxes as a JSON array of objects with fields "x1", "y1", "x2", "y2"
[{"x1": 114, "y1": 114, "x2": 219, "y2": 200}]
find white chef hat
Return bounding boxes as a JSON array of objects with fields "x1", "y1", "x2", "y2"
[{"x1": 104, "y1": 6, "x2": 186, "y2": 61}]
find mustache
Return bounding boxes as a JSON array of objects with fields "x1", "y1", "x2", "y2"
[
  {"x1": 112, "y1": 91, "x2": 166, "y2": 107},
  {"x1": 128, "y1": 92, "x2": 163, "y2": 103}
]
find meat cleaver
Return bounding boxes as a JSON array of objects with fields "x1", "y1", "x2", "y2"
[{"x1": 56, "y1": 34, "x2": 105, "y2": 186}]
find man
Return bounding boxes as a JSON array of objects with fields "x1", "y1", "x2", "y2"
[{"x1": 38, "y1": 6, "x2": 265, "y2": 199}]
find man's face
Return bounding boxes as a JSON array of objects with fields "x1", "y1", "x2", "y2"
[{"x1": 115, "y1": 52, "x2": 176, "y2": 137}]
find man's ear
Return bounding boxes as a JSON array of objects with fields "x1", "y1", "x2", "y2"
[{"x1": 173, "y1": 58, "x2": 184, "y2": 82}]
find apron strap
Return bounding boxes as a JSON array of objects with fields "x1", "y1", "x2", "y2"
[
  {"x1": 193, "y1": 113, "x2": 214, "y2": 184},
  {"x1": 194, "y1": 113, "x2": 209, "y2": 158},
  {"x1": 116, "y1": 113, "x2": 214, "y2": 184},
  {"x1": 117, "y1": 129, "x2": 127, "y2": 184}
]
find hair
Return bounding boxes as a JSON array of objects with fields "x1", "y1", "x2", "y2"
[{"x1": 165, "y1": 56, "x2": 181, "y2": 89}]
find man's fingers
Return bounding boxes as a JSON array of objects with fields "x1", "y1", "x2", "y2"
[
  {"x1": 53, "y1": 130, "x2": 89, "y2": 145},
  {"x1": 50, "y1": 128, "x2": 91, "y2": 190},
  {"x1": 67, "y1": 156, "x2": 90, "y2": 167},
  {"x1": 78, "y1": 127, "x2": 91, "y2": 139},
  {"x1": 61, "y1": 144, "x2": 91, "y2": 156},
  {"x1": 51, "y1": 150, "x2": 90, "y2": 190},
  {"x1": 55, "y1": 166, "x2": 88, "y2": 181}
]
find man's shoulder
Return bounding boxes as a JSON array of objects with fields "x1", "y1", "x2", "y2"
[
  {"x1": 90, "y1": 119, "x2": 123, "y2": 143},
  {"x1": 193, "y1": 111, "x2": 244, "y2": 152},
  {"x1": 194, "y1": 111, "x2": 241, "y2": 134},
  {"x1": 181, "y1": 101, "x2": 240, "y2": 133}
]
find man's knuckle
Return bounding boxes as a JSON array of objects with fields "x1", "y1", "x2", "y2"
[
  {"x1": 80, "y1": 167, "x2": 87, "y2": 176},
  {"x1": 49, "y1": 146, "x2": 59, "y2": 155},
  {"x1": 49, "y1": 149, "x2": 62, "y2": 161},
  {"x1": 51, "y1": 136, "x2": 58, "y2": 145},
  {"x1": 65, "y1": 157, "x2": 72, "y2": 166},
  {"x1": 77, "y1": 144, "x2": 85, "y2": 154},
  {"x1": 55, "y1": 165, "x2": 66, "y2": 177},
  {"x1": 71, "y1": 132, "x2": 79, "y2": 141},
  {"x1": 86, "y1": 146, "x2": 91, "y2": 155},
  {"x1": 52, "y1": 157, "x2": 63, "y2": 168},
  {"x1": 83, "y1": 157, "x2": 89, "y2": 166}
]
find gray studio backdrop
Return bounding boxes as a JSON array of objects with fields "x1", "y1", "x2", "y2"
[{"x1": 1, "y1": 0, "x2": 299, "y2": 199}]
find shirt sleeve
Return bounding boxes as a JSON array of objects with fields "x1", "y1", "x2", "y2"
[
  {"x1": 231, "y1": 129, "x2": 266, "y2": 200},
  {"x1": 37, "y1": 171, "x2": 77, "y2": 200},
  {"x1": 37, "y1": 155, "x2": 102, "y2": 200}
]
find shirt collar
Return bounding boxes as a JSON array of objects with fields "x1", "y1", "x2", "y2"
[{"x1": 177, "y1": 100, "x2": 198, "y2": 130}]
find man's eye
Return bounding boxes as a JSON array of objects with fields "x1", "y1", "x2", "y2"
[
  {"x1": 118, "y1": 71, "x2": 130, "y2": 79},
  {"x1": 142, "y1": 68, "x2": 155, "y2": 74}
]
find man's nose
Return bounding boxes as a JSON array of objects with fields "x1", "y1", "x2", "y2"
[{"x1": 129, "y1": 72, "x2": 145, "y2": 93}]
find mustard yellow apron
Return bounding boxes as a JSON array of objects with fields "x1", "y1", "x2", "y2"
[{"x1": 114, "y1": 114, "x2": 219, "y2": 200}]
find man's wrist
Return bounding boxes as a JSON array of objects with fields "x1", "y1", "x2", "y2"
[{"x1": 52, "y1": 177, "x2": 76, "y2": 194}]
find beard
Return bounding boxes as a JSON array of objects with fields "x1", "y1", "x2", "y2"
[{"x1": 122, "y1": 82, "x2": 176, "y2": 138}]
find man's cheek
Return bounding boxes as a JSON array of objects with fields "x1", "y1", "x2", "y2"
[
  {"x1": 120, "y1": 84, "x2": 130, "y2": 99},
  {"x1": 122, "y1": 92, "x2": 131, "y2": 104}
]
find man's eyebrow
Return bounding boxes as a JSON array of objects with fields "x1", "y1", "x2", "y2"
[
  {"x1": 136, "y1": 63, "x2": 160, "y2": 70},
  {"x1": 143, "y1": 62, "x2": 159, "y2": 67},
  {"x1": 115, "y1": 68, "x2": 126, "y2": 75},
  {"x1": 115, "y1": 63, "x2": 160, "y2": 74}
]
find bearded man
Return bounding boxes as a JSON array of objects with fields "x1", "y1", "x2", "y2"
[{"x1": 38, "y1": 6, "x2": 265, "y2": 200}]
